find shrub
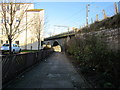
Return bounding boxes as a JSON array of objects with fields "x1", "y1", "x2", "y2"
[{"x1": 65, "y1": 34, "x2": 120, "y2": 88}]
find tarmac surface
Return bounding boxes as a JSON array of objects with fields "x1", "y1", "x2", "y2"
[{"x1": 6, "y1": 52, "x2": 89, "y2": 89}]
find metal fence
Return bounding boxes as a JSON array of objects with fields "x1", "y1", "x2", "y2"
[{"x1": 2, "y1": 49, "x2": 54, "y2": 85}]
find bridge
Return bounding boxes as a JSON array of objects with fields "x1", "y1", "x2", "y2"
[{"x1": 43, "y1": 31, "x2": 75, "y2": 52}]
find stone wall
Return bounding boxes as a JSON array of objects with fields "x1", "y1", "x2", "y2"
[{"x1": 76, "y1": 28, "x2": 120, "y2": 51}]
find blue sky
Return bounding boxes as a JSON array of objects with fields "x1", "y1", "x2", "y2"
[{"x1": 34, "y1": 2, "x2": 116, "y2": 37}]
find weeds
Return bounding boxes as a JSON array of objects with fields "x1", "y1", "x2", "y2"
[{"x1": 65, "y1": 34, "x2": 120, "y2": 88}]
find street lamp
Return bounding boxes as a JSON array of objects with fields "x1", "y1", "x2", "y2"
[{"x1": 25, "y1": 10, "x2": 27, "y2": 50}]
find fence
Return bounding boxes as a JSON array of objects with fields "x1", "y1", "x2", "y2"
[{"x1": 2, "y1": 49, "x2": 54, "y2": 85}]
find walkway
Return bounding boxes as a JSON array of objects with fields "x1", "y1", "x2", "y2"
[{"x1": 6, "y1": 52, "x2": 89, "y2": 88}]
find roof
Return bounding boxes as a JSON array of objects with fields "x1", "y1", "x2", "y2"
[{"x1": 26, "y1": 9, "x2": 44, "y2": 12}]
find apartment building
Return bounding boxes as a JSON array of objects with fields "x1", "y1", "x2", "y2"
[{"x1": 0, "y1": 3, "x2": 44, "y2": 50}]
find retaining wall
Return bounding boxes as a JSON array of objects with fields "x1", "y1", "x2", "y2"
[{"x1": 76, "y1": 28, "x2": 120, "y2": 51}]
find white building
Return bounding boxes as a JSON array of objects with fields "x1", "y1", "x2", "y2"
[{"x1": 0, "y1": 3, "x2": 44, "y2": 50}]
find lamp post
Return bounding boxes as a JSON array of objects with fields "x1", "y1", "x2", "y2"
[{"x1": 25, "y1": 11, "x2": 27, "y2": 50}]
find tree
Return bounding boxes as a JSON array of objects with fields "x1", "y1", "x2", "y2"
[
  {"x1": 29, "y1": 10, "x2": 44, "y2": 50},
  {"x1": 0, "y1": 1, "x2": 31, "y2": 54}
]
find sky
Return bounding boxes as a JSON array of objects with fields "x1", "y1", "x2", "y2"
[{"x1": 34, "y1": 2, "x2": 116, "y2": 37}]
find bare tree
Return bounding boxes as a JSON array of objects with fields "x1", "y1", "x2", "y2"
[
  {"x1": 30, "y1": 10, "x2": 45, "y2": 50},
  {"x1": 0, "y1": 1, "x2": 31, "y2": 54},
  {"x1": 35, "y1": 14, "x2": 43, "y2": 50}
]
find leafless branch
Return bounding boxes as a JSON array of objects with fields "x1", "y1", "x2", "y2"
[{"x1": 0, "y1": 1, "x2": 32, "y2": 53}]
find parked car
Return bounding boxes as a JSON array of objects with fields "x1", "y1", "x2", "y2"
[{"x1": 0, "y1": 44, "x2": 21, "y2": 54}]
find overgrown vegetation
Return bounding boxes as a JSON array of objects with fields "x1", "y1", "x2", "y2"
[
  {"x1": 65, "y1": 34, "x2": 120, "y2": 88},
  {"x1": 79, "y1": 13, "x2": 120, "y2": 33}
]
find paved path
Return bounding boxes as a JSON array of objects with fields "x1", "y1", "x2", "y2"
[{"x1": 6, "y1": 52, "x2": 89, "y2": 88}]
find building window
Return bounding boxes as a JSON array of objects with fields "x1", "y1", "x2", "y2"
[
  {"x1": 7, "y1": 5, "x2": 9, "y2": 10},
  {"x1": 0, "y1": 40, "x2": 3, "y2": 44},
  {"x1": 1, "y1": 19, "x2": 4, "y2": 23},
  {"x1": 6, "y1": 17, "x2": 9, "y2": 23},
  {"x1": 15, "y1": 41, "x2": 19, "y2": 45},
  {"x1": 1, "y1": 18, "x2": 9, "y2": 23},
  {"x1": 16, "y1": 17, "x2": 20, "y2": 22},
  {"x1": 41, "y1": 41, "x2": 44, "y2": 46},
  {"x1": 1, "y1": 28, "x2": 5, "y2": 35},
  {"x1": 2, "y1": 29, "x2": 4, "y2": 35},
  {"x1": 6, "y1": 20, "x2": 9, "y2": 23},
  {"x1": 0, "y1": 28, "x2": 4, "y2": 35},
  {"x1": 16, "y1": 5, "x2": 20, "y2": 10},
  {"x1": 16, "y1": 19, "x2": 20, "y2": 22},
  {"x1": 6, "y1": 40, "x2": 8, "y2": 43}
]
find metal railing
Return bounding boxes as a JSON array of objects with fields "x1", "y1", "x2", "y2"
[{"x1": 2, "y1": 49, "x2": 54, "y2": 85}]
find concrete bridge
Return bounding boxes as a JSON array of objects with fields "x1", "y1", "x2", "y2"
[{"x1": 43, "y1": 33, "x2": 75, "y2": 52}]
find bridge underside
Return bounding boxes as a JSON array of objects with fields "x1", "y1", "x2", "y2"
[
  {"x1": 43, "y1": 35, "x2": 73, "y2": 52},
  {"x1": 43, "y1": 41, "x2": 62, "y2": 52},
  {"x1": 52, "y1": 41, "x2": 61, "y2": 52}
]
